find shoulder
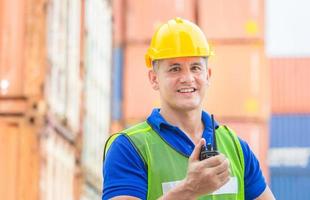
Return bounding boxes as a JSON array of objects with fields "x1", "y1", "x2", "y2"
[{"x1": 103, "y1": 133, "x2": 147, "y2": 199}]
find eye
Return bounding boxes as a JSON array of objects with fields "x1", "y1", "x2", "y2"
[
  {"x1": 191, "y1": 65, "x2": 202, "y2": 72},
  {"x1": 168, "y1": 66, "x2": 180, "y2": 72}
]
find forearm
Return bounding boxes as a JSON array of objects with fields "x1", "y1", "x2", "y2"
[{"x1": 158, "y1": 180, "x2": 196, "y2": 200}]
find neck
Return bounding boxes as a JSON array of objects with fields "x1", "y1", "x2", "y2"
[{"x1": 160, "y1": 106, "x2": 204, "y2": 145}]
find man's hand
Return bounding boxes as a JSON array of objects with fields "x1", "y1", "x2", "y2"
[
  {"x1": 183, "y1": 138, "x2": 230, "y2": 197},
  {"x1": 159, "y1": 139, "x2": 230, "y2": 200}
]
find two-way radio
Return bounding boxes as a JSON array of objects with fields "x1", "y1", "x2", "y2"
[{"x1": 199, "y1": 114, "x2": 219, "y2": 160}]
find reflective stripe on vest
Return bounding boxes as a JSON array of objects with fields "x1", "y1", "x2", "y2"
[{"x1": 105, "y1": 121, "x2": 245, "y2": 200}]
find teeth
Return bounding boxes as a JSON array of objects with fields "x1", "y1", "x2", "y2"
[{"x1": 178, "y1": 88, "x2": 195, "y2": 93}]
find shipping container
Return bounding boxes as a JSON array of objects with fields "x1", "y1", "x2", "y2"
[
  {"x1": 125, "y1": 0, "x2": 196, "y2": 43},
  {"x1": 82, "y1": 0, "x2": 112, "y2": 190},
  {"x1": 0, "y1": 0, "x2": 26, "y2": 96},
  {"x1": 270, "y1": 58, "x2": 310, "y2": 113},
  {"x1": 23, "y1": 0, "x2": 47, "y2": 97},
  {"x1": 219, "y1": 119, "x2": 269, "y2": 178},
  {"x1": 204, "y1": 43, "x2": 270, "y2": 120},
  {"x1": 65, "y1": 0, "x2": 82, "y2": 134},
  {"x1": 111, "y1": 47, "x2": 123, "y2": 121},
  {"x1": 0, "y1": 97, "x2": 27, "y2": 114},
  {"x1": 45, "y1": 0, "x2": 82, "y2": 135},
  {"x1": 198, "y1": 0, "x2": 264, "y2": 40},
  {"x1": 266, "y1": 0, "x2": 310, "y2": 57},
  {"x1": 270, "y1": 114, "x2": 310, "y2": 147},
  {"x1": 40, "y1": 126, "x2": 76, "y2": 200},
  {"x1": 269, "y1": 147, "x2": 310, "y2": 200},
  {"x1": 0, "y1": 118, "x2": 40, "y2": 200},
  {"x1": 45, "y1": 0, "x2": 69, "y2": 120},
  {"x1": 123, "y1": 43, "x2": 160, "y2": 122},
  {"x1": 80, "y1": 183, "x2": 101, "y2": 200},
  {"x1": 270, "y1": 166, "x2": 310, "y2": 200},
  {"x1": 112, "y1": 0, "x2": 125, "y2": 46}
]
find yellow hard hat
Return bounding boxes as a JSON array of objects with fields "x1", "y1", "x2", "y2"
[{"x1": 145, "y1": 17, "x2": 212, "y2": 68}]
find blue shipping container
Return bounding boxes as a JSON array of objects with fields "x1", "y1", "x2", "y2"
[
  {"x1": 111, "y1": 47, "x2": 123, "y2": 120},
  {"x1": 270, "y1": 165, "x2": 310, "y2": 200},
  {"x1": 270, "y1": 114, "x2": 310, "y2": 147}
]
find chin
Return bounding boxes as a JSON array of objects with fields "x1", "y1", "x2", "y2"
[{"x1": 175, "y1": 102, "x2": 201, "y2": 111}]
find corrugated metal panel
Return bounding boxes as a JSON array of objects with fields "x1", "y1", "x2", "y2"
[
  {"x1": 269, "y1": 147, "x2": 310, "y2": 168},
  {"x1": 125, "y1": 0, "x2": 195, "y2": 43},
  {"x1": 204, "y1": 44, "x2": 270, "y2": 120},
  {"x1": 219, "y1": 119, "x2": 269, "y2": 178},
  {"x1": 65, "y1": 0, "x2": 82, "y2": 133},
  {"x1": 270, "y1": 165, "x2": 310, "y2": 200},
  {"x1": 111, "y1": 47, "x2": 123, "y2": 121},
  {"x1": 0, "y1": 0, "x2": 25, "y2": 96},
  {"x1": 0, "y1": 118, "x2": 40, "y2": 200},
  {"x1": 80, "y1": 183, "x2": 101, "y2": 200},
  {"x1": 46, "y1": 0, "x2": 69, "y2": 119},
  {"x1": 270, "y1": 58, "x2": 310, "y2": 113},
  {"x1": 82, "y1": 0, "x2": 112, "y2": 190},
  {"x1": 23, "y1": 0, "x2": 46, "y2": 97},
  {"x1": 266, "y1": 0, "x2": 310, "y2": 56},
  {"x1": 40, "y1": 126, "x2": 76, "y2": 200},
  {"x1": 198, "y1": 0, "x2": 264, "y2": 40},
  {"x1": 270, "y1": 114, "x2": 310, "y2": 147},
  {"x1": 45, "y1": 0, "x2": 82, "y2": 134},
  {"x1": 0, "y1": 98, "x2": 27, "y2": 114},
  {"x1": 123, "y1": 43, "x2": 160, "y2": 121},
  {"x1": 0, "y1": 121, "x2": 19, "y2": 200},
  {"x1": 112, "y1": 0, "x2": 125, "y2": 46}
]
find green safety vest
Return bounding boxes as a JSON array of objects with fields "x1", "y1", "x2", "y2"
[{"x1": 105, "y1": 122, "x2": 245, "y2": 200}]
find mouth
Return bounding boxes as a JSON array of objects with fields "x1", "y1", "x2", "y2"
[{"x1": 177, "y1": 87, "x2": 197, "y2": 93}]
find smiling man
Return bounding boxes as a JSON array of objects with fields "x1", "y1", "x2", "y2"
[{"x1": 102, "y1": 18, "x2": 275, "y2": 200}]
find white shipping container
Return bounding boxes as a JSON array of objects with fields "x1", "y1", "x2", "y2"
[
  {"x1": 80, "y1": 183, "x2": 101, "y2": 200},
  {"x1": 65, "y1": 0, "x2": 82, "y2": 133},
  {"x1": 266, "y1": 0, "x2": 310, "y2": 56},
  {"x1": 46, "y1": 0, "x2": 82, "y2": 135},
  {"x1": 40, "y1": 126, "x2": 76, "y2": 200},
  {"x1": 46, "y1": 0, "x2": 68, "y2": 118},
  {"x1": 82, "y1": 0, "x2": 112, "y2": 190}
]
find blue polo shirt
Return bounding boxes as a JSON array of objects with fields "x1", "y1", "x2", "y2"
[{"x1": 102, "y1": 109, "x2": 266, "y2": 199}]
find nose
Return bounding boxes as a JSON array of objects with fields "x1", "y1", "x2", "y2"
[{"x1": 179, "y1": 68, "x2": 194, "y2": 83}]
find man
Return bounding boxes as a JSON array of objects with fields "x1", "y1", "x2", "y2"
[{"x1": 102, "y1": 18, "x2": 275, "y2": 200}]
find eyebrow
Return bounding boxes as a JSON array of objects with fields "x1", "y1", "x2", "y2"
[
  {"x1": 169, "y1": 63, "x2": 181, "y2": 67},
  {"x1": 191, "y1": 62, "x2": 203, "y2": 66}
]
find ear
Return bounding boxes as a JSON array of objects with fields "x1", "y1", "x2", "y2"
[
  {"x1": 207, "y1": 68, "x2": 212, "y2": 80},
  {"x1": 148, "y1": 70, "x2": 159, "y2": 90}
]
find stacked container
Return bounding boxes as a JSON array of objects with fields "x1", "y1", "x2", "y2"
[
  {"x1": 44, "y1": 0, "x2": 82, "y2": 198},
  {"x1": 0, "y1": 0, "x2": 46, "y2": 199},
  {"x1": 81, "y1": 0, "x2": 112, "y2": 197},
  {"x1": 197, "y1": 0, "x2": 270, "y2": 178},
  {"x1": 45, "y1": 0, "x2": 113, "y2": 198},
  {"x1": 266, "y1": 0, "x2": 310, "y2": 199},
  {"x1": 112, "y1": 0, "x2": 270, "y2": 179}
]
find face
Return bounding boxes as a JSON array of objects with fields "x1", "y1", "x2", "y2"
[{"x1": 148, "y1": 57, "x2": 211, "y2": 112}]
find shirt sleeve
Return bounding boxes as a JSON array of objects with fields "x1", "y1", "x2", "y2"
[
  {"x1": 238, "y1": 137, "x2": 267, "y2": 200},
  {"x1": 102, "y1": 135, "x2": 147, "y2": 200}
]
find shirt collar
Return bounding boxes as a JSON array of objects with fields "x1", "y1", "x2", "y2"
[{"x1": 147, "y1": 108, "x2": 219, "y2": 133}]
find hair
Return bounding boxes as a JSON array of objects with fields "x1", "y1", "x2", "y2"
[{"x1": 152, "y1": 60, "x2": 159, "y2": 72}]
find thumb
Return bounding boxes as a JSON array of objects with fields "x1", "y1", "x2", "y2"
[{"x1": 189, "y1": 138, "x2": 206, "y2": 162}]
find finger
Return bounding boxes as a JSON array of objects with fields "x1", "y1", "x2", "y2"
[
  {"x1": 218, "y1": 171, "x2": 230, "y2": 186},
  {"x1": 214, "y1": 158, "x2": 229, "y2": 175},
  {"x1": 200, "y1": 153, "x2": 226, "y2": 168},
  {"x1": 217, "y1": 169, "x2": 230, "y2": 182},
  {"x1": 189, "y1": 138, "x2": 206, "y2": 162}
]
